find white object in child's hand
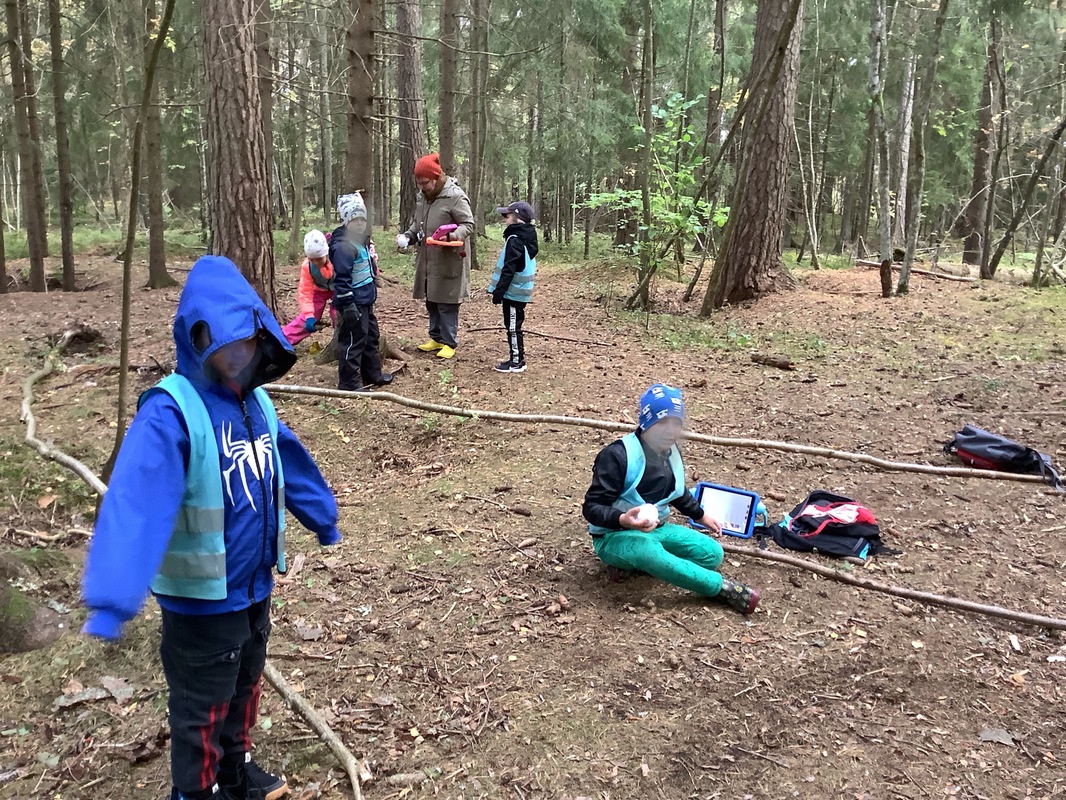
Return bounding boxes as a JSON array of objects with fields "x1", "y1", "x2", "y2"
[
  {"x1": 396, "y1": 234, "x2": 409, "y2": 250},
  {"x1": 634, "y1": 504, "x2": 659, "y2": 527}
]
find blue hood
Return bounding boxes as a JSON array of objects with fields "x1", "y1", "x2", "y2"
[{"x1": 174, "y1": 256, "x2": 297, "y2": 391}]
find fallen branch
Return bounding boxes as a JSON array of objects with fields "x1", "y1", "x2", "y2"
[
  {"x1": 262, "y1": 662, "x2": 364, "y2": 800},
  {"x1": 751, "y1": 354, "x2": 795, "y2": 371},
  {"x1": 264, "y1": 384, "x2": 1049, "y2": 486},
  {"x1": 21, "y1": 348, "x2": 364, "y2": 800},
  {"x1": 855, "y1": 259, "x2": 977, "y2": 283},
  {"x1": 719, "y1": 542, "x2": 1066, "y2": 631},
  {"x1": 464, "y1": 327, "x2": 610, "y2": 347}
]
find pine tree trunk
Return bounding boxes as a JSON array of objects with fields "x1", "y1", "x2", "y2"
[
  {"x1": 468, "y1": 0, "x2": 487, "y2": 270},
  {"x1": 18, "y1": 0, "x2": 48, "y2": 263},
  {"x1": 287, "y1": 14, "x2": 312, "y2": 263},
  {"x1": 344, "y1": 0, "x2": 375, "y2": 211},
  {"x1": 897, "y1": 0, "x2": 950, "y2": 295},
  {"x1": 0, "y1": 171, "x2": 7, "y2": 293},
  {"x1": 144, "y1": 0, "x2": 177, "y2": 289},
  {"x1": 961, "y1": 23, "x2": 997, "y2": 266},
  {"x1": 396, "y1": 0, "x2": 427, "y2": 231},
  {"x1": 48, "y1": 0, "x2": 76, "y2": 291},
  {"x1": 201, "y1": 0, "x2": 276, "y2": 307},
  {"x1": 868, "y1": 0, "x2": 892, "y2": 283},
  {"x1": 256, "y1": 0, "x2": 274, "y2": 229},
  {"x1": 316, "y1": 5, "x2": 332, "y2": 223},
  {"x1": 438, "y1": 0, "x2": 458, "y2": 175},
  {"x1": 702, "y1": 0, "x2": 804, "y2": 312},
  {"x1": 5, "y1": 0, "x2": 46, "y2": 291}
]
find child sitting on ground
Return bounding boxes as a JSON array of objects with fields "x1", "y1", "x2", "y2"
[
  {"x1": 281, "y1": 229, "x2": 335, "y2": 346},
  {"x1": 82, "y1": 255, "x2": 342, "y2": 800},
  {"x1": 486, "y1": 201, "x2": 538, "y2": 373},
  {"x1": 582, "y1": 383, "x2": 760, "y2": 614},
  {"x1": 331, "y1": 192, "x2": 392, "y2": 392}
]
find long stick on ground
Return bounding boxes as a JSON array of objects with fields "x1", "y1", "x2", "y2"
[
  {"x1": 20, "y1": 350, "x2": 364, "y2": 800},
  {"x1": 464, "y1": 327, "x2": 610, "y2": 347},
  {"x1": 262, "y1": 663, "x2": 364, "y2": 800},
  {"x1": 719, "y1": 542, "x2": 1066, "y2": 631},
  {"x1": 855, "y1": 259, "x2": 977, "y2": 283},
  {"x1": 264, "y1": 384, "x2": 1049, "y2": 486}
]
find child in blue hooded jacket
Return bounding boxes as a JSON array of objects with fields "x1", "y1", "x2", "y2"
[{"x1": 82, "y1": 256, "x2": 341, "y2": 800}]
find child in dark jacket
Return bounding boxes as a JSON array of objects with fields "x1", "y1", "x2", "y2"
[
  {"x1": 487, "y1": 201, "x2": 538, "y2": 373},
  {"x1": 331, "y1": 192, "x2": 393, "y2": 392},
  {"x1": 82, "y1": 256, "x2": 341, "y2": 800},
  {"x1": 583, "y1": 384, "x2": 761, "y2": 614}
]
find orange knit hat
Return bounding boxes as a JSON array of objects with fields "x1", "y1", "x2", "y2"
[{"x1": 414, "y1": 153, "x2": 442, "y2": 181}]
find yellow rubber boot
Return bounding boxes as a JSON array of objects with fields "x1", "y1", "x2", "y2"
[
  {"x1": 436, "y1": 345, "x2": 456, "y2": 359},
  {"x1": 417, "y1": 340, "x2": 444, "y2": 352}
]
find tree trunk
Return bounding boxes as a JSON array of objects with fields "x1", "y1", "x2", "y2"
[
  {"x1": 438, "y1": 0, "x2": 458, "y2": 175},
  {"x1": 897, "y1": 0, "x2": 949, "y2": 295},
  {"x1": 5, "y1": 0, "x2": 46, "y2": 291},
  {"x1": 287, "y1": 13, "x2": 312, "y2": 263},
  {"x1": 316, "y1": 4, "x2": 333, "y2": 224},
  {"x1": 345, "y1": 0, "x2": 375, "y2": 213},
  {"x1": 702, "y1": 0, "x2": 804, "y2": 312},
  {"x1": 894, "y1": 43, "x2": 917, "y2": 244},
  {"x1": 961, "y1": 23, "x2": 998, "y2": 266},
  {"x1": 18, "y1": 0, "x2": 48, "y2": 262},
  {"x1": 0, "y1": 168, "x2": 6, "y2": 293},
  {"x1": 1033, "y1": 162, "x2": 1058, "y2": 288},
  {"x1": 201, "y1": 0, "x2": 276, "y2": 307},
  {"x1": 256, "y1": 0, "x2": 274, "y2": 229},
  {"x1": 144, "y1": 0, "x2": 177, "y2": 289},
  {"x1": 468, "y1": 0, "x2": 488, "y2": 270},
  {"x1": 48, "y1": 0, "x2": 76, "y2": 291},
  {"x1": 868, "y1": 0, "x2": 892, "y2": 282},
  {"x1": 396, "y1": 0, "x2": 427, "y2": 231}
]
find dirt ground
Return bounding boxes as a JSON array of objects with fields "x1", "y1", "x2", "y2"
[{"x1": 0, "y1": 248, "x2": 1064, "y2": 800}]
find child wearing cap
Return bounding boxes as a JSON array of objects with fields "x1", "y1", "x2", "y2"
[
  {"x1": 332, "y1": 192, "x2": 393, "y2": 392},
  {"x1": 281, "y1": 229, "x2": 336, "y2": 346},
  {"x1": 582, "y1": 384, "x2": 761, "y2": 614},
  {"x1": 486, "y1": 201, "x2": 538, "y2": 373}
]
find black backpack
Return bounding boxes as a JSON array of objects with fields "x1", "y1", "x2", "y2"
[
  {"x1": 944, "y1": 425, "x2": 1062, "y2": 488},
  {"x1": 756, "y1": 490, "x2": 900, "y2": 560}
]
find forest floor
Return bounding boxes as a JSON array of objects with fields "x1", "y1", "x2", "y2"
[{"x1": 0, "y1": 245, "x2": 1064, "y2": 800}]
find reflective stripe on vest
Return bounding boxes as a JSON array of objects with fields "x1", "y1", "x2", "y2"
[
  {"x1": 488, "y1": 236, "x2": 536, "y2": 303},
  {"x1": 351, "y1": 245, "x2": 374, "y2": 290},
  {"x1": 588, "y1": 432, "x2": 686, "y2": 535},
  {"x1": 142, "y1": 374, "x2": 286, "y2": 600}
]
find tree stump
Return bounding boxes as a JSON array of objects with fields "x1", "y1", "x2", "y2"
[
  {"x1": 313, "y1": 329, "x2": 409, "y2": 367},
  {"x1": 879, "y1": 259, "x2": 893, "y2": 298}
]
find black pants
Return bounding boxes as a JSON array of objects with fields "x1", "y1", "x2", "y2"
[
  {"x1": 338, "y1": 303, "x2": 384, "y2": 390},
  {"x1": 502, "y1": 300, "x2": 526, "y2": 363},
  {"x1": 160, "y1": 600, "x2": 271, "y2": 796},
  {"x1": 426, "y1": 301, "x2": 460, "y2": 348}
]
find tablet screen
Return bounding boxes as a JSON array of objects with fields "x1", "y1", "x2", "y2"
[{"x1": 696, "y1": 485, "x2": 756, "y2": 535}]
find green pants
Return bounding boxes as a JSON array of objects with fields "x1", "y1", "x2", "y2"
[{"x1": 593, "y1": 523, "x2": 724, "y2": 597}]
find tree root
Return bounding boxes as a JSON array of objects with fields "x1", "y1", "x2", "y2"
[{"x1": 264, "y1": 383, "x2": 1050, "y2": 486}]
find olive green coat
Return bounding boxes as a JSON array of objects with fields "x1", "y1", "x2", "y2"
[{"x1": 404, "y1": 178, "x2": 476, "y2": 304}]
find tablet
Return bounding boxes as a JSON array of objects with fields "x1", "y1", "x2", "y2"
[{"x1": 690, "y1": 482, "x2": 761, "y2": 539}]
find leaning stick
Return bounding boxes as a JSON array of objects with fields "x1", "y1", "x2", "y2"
[
  {"x1": 719, "y1": 542, "x2": 1066, "y2": 631},
  {"x1": 20, "y1": 346, "x2": 364, "y2": 800},
  {"x1": 262, "y1": 663, "x2": 364, "y2": 800},
  {"x1": 264, "y1": 384, "x2": 1048, "y2": 485}
]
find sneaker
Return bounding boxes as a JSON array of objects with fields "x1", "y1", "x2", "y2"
[
  {"x1": 219, "y1": 753, "x2": 288, "y2": 800},
  {"x1": 417, "y1": 340, "x2": 444, "y2": 352},
  {"x1": 716, "y1": 579, "x2": 760, "y2": 614},
  {"x1": 494, "y1": 360, "x2": 527, "y2": 373},
  {"x1": 436, "y1": 345, "x2": 456, "y2": 359}
]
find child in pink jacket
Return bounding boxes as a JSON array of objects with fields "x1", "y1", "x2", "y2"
[{"x1": 282, "y1": 229, "x2": 336, "y2": 345}]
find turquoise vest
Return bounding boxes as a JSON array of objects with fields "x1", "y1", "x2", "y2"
[
  {"x1": 588, "y1": 432, "x2": 686, "y2": 535},
  {"x1": 351, "y1": 244, "x2": 374, "y2": 289},
  {"x1": 488, "y1": 236, "x2": 536, "y2": 303},
  {"x1": 141, "y1": 374, "x2": 287, "y2": 601}
]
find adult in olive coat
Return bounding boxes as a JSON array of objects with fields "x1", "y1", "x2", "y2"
[{"x1": 397, "y1": 153, "x2": 475, "y2": 359}]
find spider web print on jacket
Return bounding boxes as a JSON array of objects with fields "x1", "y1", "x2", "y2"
[{"x1": 220, "y1": 422, "x2": 274, "y2": 511}]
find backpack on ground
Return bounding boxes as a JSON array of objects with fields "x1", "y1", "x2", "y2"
[
  {"x1": 756, "y1": 490, "x2": 900, "y2": 560},
  {"x1": 943, "y1": 425, "x2": 1062, "y2": 488}
]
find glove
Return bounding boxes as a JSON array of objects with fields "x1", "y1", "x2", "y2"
[
  {"x1": 341, "y1": 304, "x2": 361, "y2": 328},
  {"x1": 491, "y1": 293, "x2": 503, "y2": 305},
  {"x1": 304, "y1": 317, "x2": 317, "y2": 332},
  {"x1": 396, "y1": 234, "x2": 410, "y2": 250}
]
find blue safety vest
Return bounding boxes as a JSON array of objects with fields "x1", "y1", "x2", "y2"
[
  {"x1": 141, "y1": 374, "x2": 286, "y2": 601},
  {"x1": 350, "y1": 243, "x2": 375, "y2": 290},
  {"x1": 488, "y1": 236, "x2": 536, "y2": 303},
  {"x1": 588, "y1": 432, "x2": 685, "y2": 535}
]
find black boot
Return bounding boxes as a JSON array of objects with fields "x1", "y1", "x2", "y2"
[
  {"x1": 717, "y1": 578, "x2": 760, "y2": 614},
  {"x1": 219, "y1": 753, "x2": 288, "y2": 800},
  {"x1": 169, "y1": 785, "x2": 237, "y2": 800}
]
